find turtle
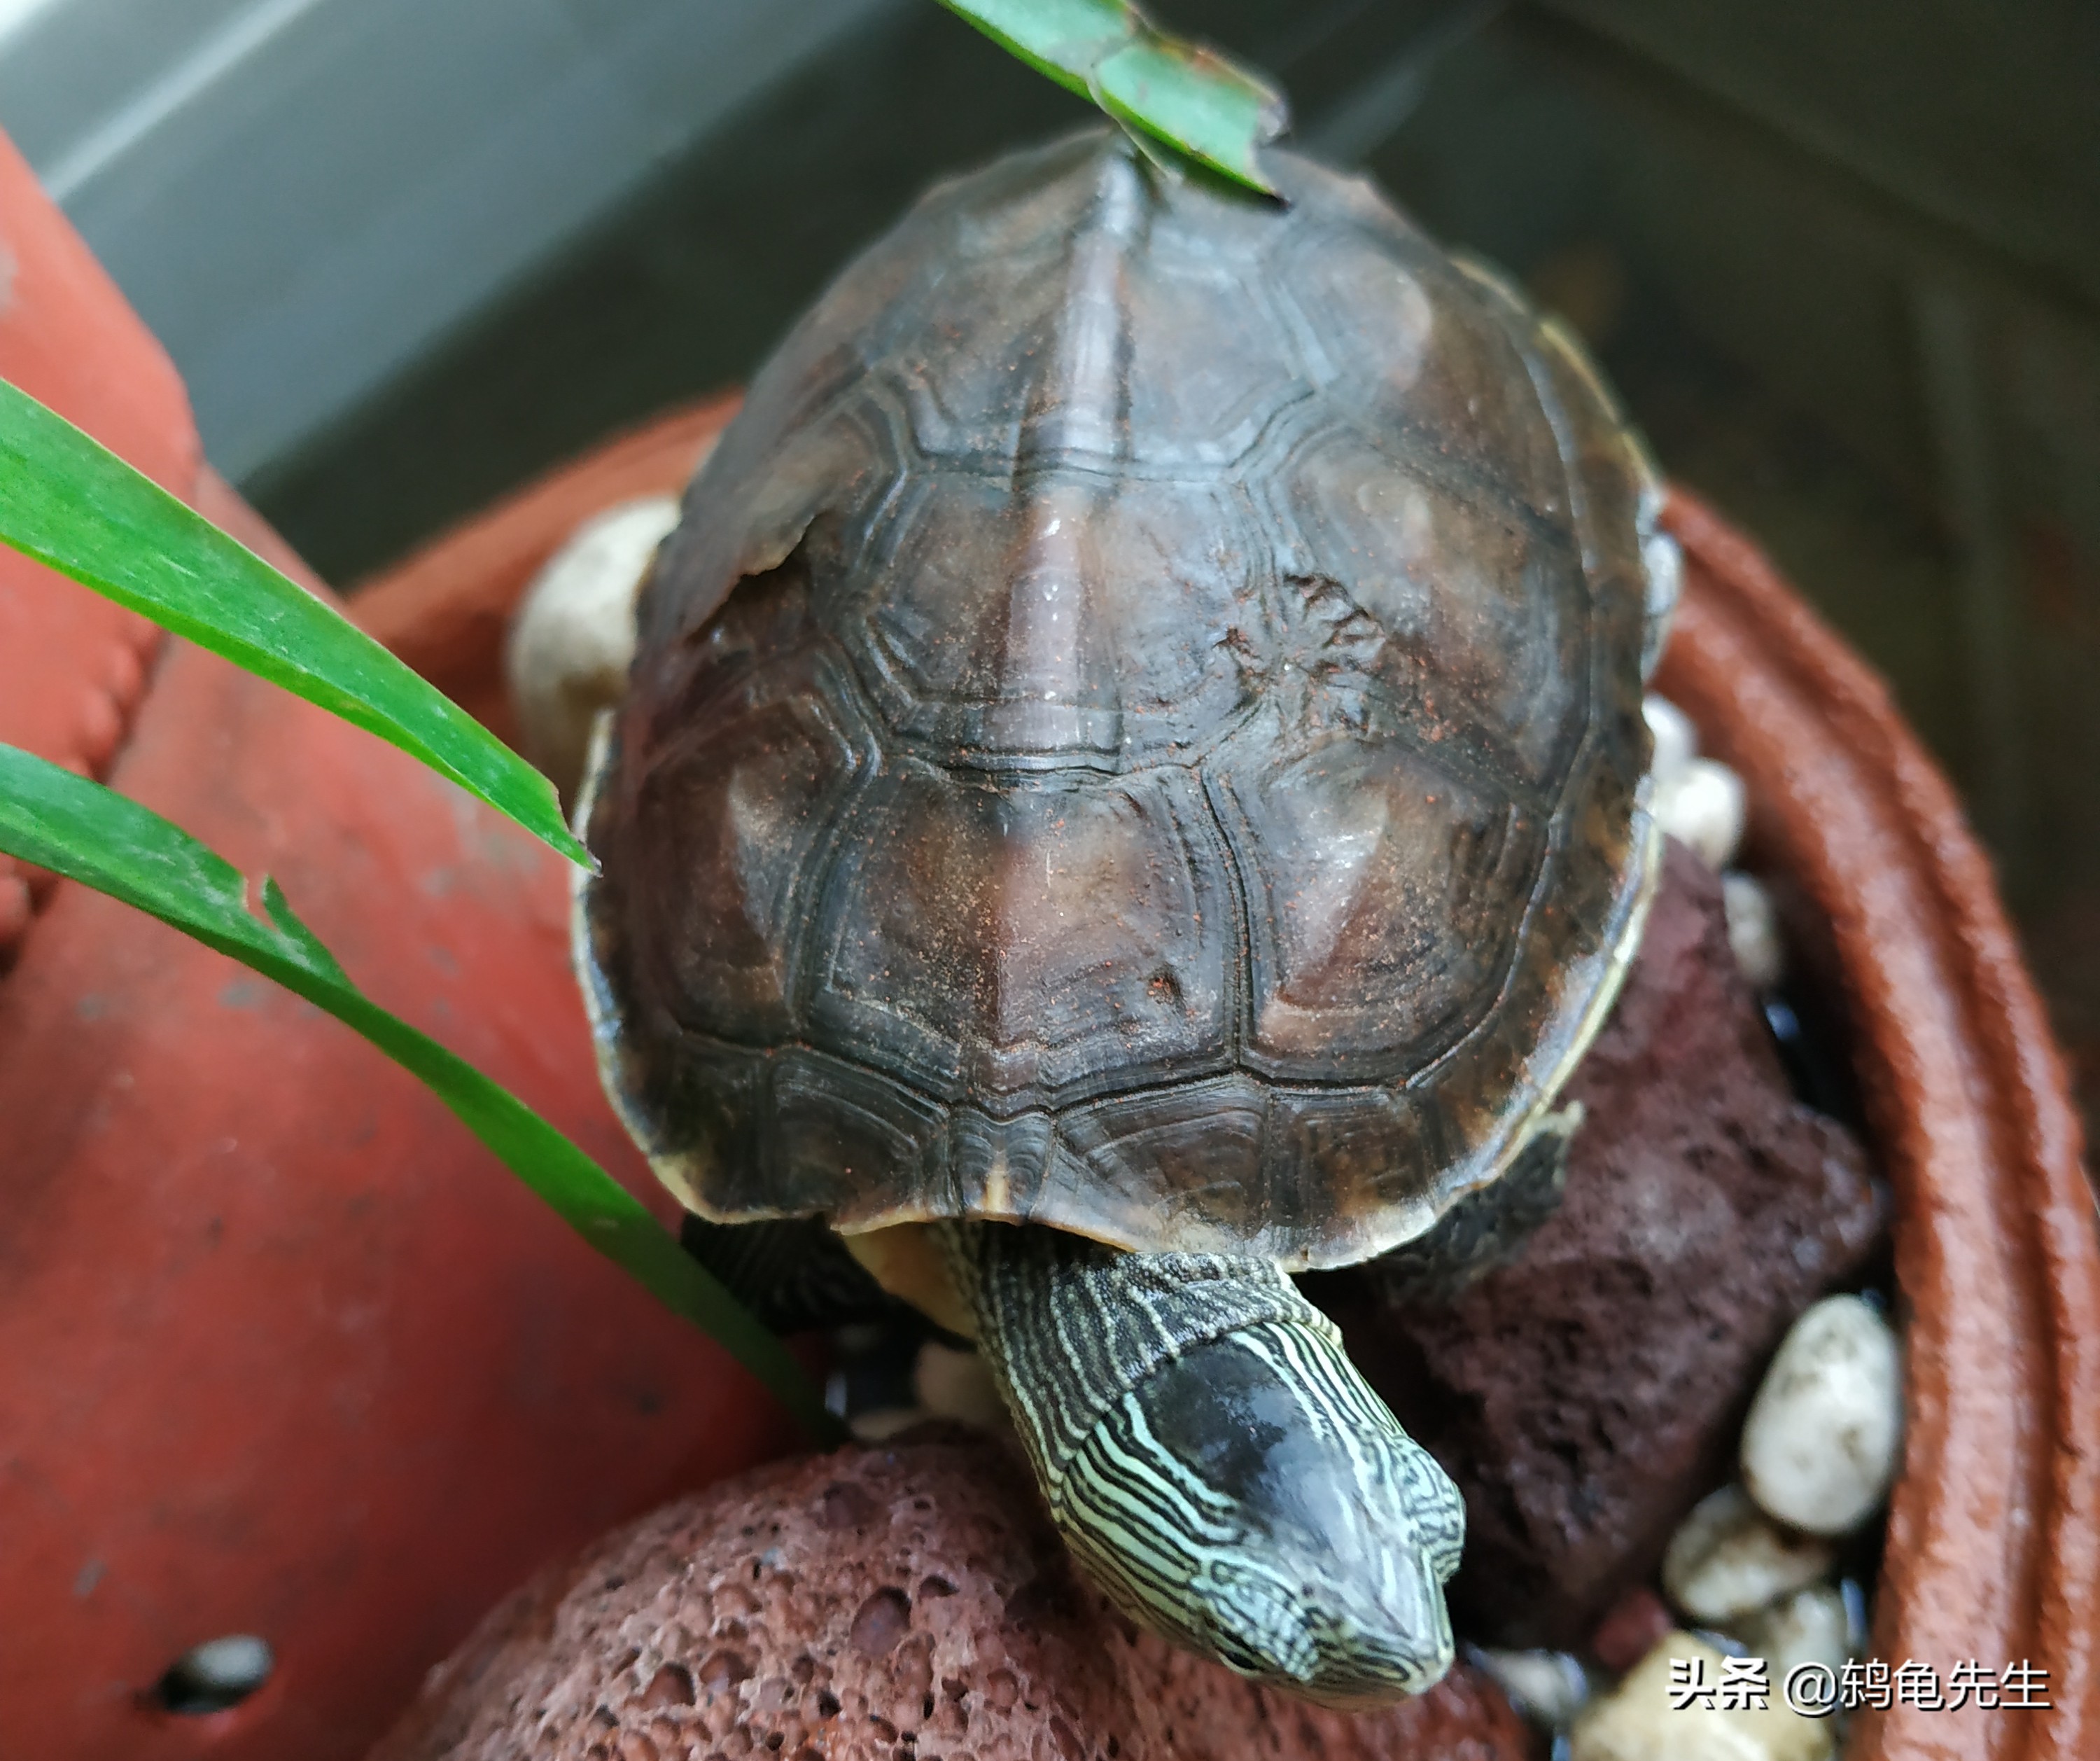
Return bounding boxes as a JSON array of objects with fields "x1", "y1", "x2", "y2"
[{"x1": 575, "y1": 125, "x2": 1676, "y2": 1707}]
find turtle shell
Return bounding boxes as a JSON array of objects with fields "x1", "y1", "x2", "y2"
[{"x1": 578, "y1": 128, "x2": 1670, "y2": 1272}]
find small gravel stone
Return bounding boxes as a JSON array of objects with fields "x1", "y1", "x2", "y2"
[
  {"x1": 1723, "y1": 871, "x2": 1785, "y2": 990},
  {"x1": 1642, "y1": 532, "x2": 1684, "y2": 670},
  {"x1": 1656, "y1": 758, "x2": 1749, "y2": 870},
  {"x1": 1644, "y1": 694, "x2": 1698, "y2": 788},
  {"x1": 167, "y1": 1634, "x2": 274, "y2": 1699},
  {"x1": 504, "y1": 495, "x2": 680, "y2": 797},
  {"x1": 1473, "y1": 1646, "x2": 1590, "y2": 1729},
  {"x1": 1741, "y1": 1295, "x2": 1903, "y2": 1536},
  {"x1": 846, "y1": 1406, "x2": 933, "y2": 1442},
  {"x1": 1662, "y1": 1486, "x2": 1837, "y2": 1624},
  {"x1": 1735, "y1": 1584, "x2": 1852, "y2": 1681},
  {"x1": 913, "y1": 1339, "x2": 1009, "y2": 1432},
  {"x1": 1571, "y1": 1634, "x2": 1834, "y2": 1761},
  {"x1": 1840, "y1": 1577, "x2": 1872, "y2": 1655}
]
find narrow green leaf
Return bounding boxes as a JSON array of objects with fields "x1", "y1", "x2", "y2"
[
  {"x1": 0, "y1": 742, "x2": 841, "y2": 1447},
  {"x1": 936, "y1": 0, "x2": 1129, "y2": 97},
  {"x1": 1093, "y1": 37, "x2": 1284, "y2": 191},
  {"x1": 938, "y1": 0, "x2": 1286, "y2": 193},
  {"x1": 0, "y1": 378, "x2": 589, "y2": 869}
]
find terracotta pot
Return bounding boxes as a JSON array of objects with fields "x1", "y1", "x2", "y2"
[
  {"x1": 0, "y1": 128, "x2": 190, "y2": 949},
  {"x1": 1656, "y1": 492, "x2": 2100, "y2": 1761},
  {"x1": 352, "y1": 408, "x2": 2100, "y2": 1761},
  {"x1": 0, "y1": 141, "x2": 797, "y2": 1761}
]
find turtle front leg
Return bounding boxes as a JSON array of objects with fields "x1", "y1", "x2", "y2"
[{"x1": 939, "y1": 1221, "x2": 1464, "y2": 1706}]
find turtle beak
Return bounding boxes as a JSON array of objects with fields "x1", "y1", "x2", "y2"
[
  {"x1": 1309, "y1": 1433, "x2": 1465, "y2": 1703},
  {"x1": 1240, "y1": 1514, "x2": 1458, "y2": 1706},
  {"x1": 1193, "y1": 1525, "x2": 1457, "y2": 1706},
  {"x1": 1300, "y1": 1548, "x2": 1457, "y2": 1704}
]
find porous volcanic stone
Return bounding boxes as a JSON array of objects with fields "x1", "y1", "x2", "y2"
[
  {"x1": 368, "y1": 1428, "x2": 1532, "y2": 1761},
  {"x1": 1331, "y1": 842, "x2": 1884, "y2": 1650}
]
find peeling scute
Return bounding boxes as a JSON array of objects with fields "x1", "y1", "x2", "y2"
[{"x1": 639, "y1": 408, "x2": 893, "y2": 663}]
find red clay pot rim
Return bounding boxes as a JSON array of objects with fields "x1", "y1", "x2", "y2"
[
  {"x1": 1658, "y1": 491, "x2": 2100, "y2": 1761},
  {"x1": 358, "y1": 409, "x2": 2100, "y2": 1761}
]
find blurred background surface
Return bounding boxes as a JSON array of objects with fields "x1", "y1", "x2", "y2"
[{"x1": 4, "y1": 0, "x2": 2098, "y2": 1138}]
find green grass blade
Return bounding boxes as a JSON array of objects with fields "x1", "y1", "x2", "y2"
[
  {"x1": 1092, "y1": 37, "x2": 1284, "y2": 190},
  {"x1": 938, "y1": 0, "x2": 1285, "y2": 192},
  {"x1": 936, "y1": 0, "x2": 1128, "y2": 97},
  {"x1": 0, "y1": 742, "x2": 841, "y2": 1446},
  {"x1": 0, "y1": 378, "x2": 589, "y2": 869}
]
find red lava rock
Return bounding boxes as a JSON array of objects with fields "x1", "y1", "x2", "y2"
[
  {"x1": 366, "y1": 1430, "x2": 1534, "y2": 1761},
  {"x1": 849, "y1": 1587, "x2": 913, "y2": 1657},
  {"x1": 1126, "y1": 1640, "x2": 1534, "y2": 1761},
  {"x1": 1588, "y1": 1586, "x2": 1676, "y2": 1676},
  {"x1": 1334, "y1": 841, "x2": 1884, "y2": 1650}
]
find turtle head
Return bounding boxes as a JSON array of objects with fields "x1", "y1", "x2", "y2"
[
  {"x1": 946, "y1": 1223, "x2": 1464, "y2": 1706},
  {"x1": 1135, "y1": 1328, "x2": 1464, "y2": 1705}
]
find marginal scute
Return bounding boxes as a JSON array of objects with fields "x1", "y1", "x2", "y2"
[
  {"x1": 772, "y1": 1050, "x2": 951, "y2": 1225},
  {"x1": 584, "y1": 126, "x2": 1659, "y2": 1267},
  {"x1": 1056, "y1": 1075, "x2": 1275, "y2": 1245},
  {"x1": 889, "y1": 262, "x2": 1065, "y2": 466},
  {"x1": 944, "y1": 131, "x2": 1112, "y2": 264},
  {"x1": 1266, "y1": 1086, "x2": 1437, "y2": 1255},
  {"x1": 906, "y1": 141, "x2": 1309, "y2": 475},
  {"x1": 638, "y1": 401, "x2": 897, "y2": 662},
  {"x1": 947, "y1": 1109, "x2": 1058, "y2": 1216},
  {"x1": 594, "y1": 1026, "x2": 769, "y2": 1220},
  {"x1": 1116, "y1": 254, "x2": 1304, "y2": 473}
]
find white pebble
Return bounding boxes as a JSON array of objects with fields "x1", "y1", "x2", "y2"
[
  {"x1": 1642, "y1": 532, "x2": 1684, "y2": 678},
  {"x1": 1662, "y1": 1485, "x2": 1837, "y2": 1624},
  {"x1": 1723, "y1": 872, "x2": 1786, "y2": 990},
  {"x1": 504, "y1": 495, "x2": 681, "y2": 798},
  {"x1": 1571, "y1": 1633, "x2": 1833, "y2": 1761},
  {"x1": 913, "y1": 1339, "x2": 1009, "y2": 1433},
  {"x1": 1656, "y1": 757, "x2": 1748, "y2": 869},
  {"x1": 174, "y1": 1634, "x2": 274, "y2": 1694},
  {"x1": 1473, "y1": 1647, "x2": 1590, "y2": 1729},
  {"x1": 1644, "y1": 692, "x2": 1698, "y2": 788},
  {"x1": 1742, "y1": 1295, "x2": 1903, "y2": 1536},
  {"x1": 847, "y1": 1405, "x2": 932, "y2": 1442},
  {"x1": 1736, "y1": 1584, "x2": 1853, "y2": 1681}
]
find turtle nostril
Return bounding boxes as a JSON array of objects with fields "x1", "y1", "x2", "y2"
[{"x1": 150, "y1": 1635, "x2": 274, "y2": 1715}]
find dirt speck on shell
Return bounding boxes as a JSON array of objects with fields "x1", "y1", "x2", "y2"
[{"x1": 368, "y1": 1428, "x2": 1531, "y2": 1761}]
